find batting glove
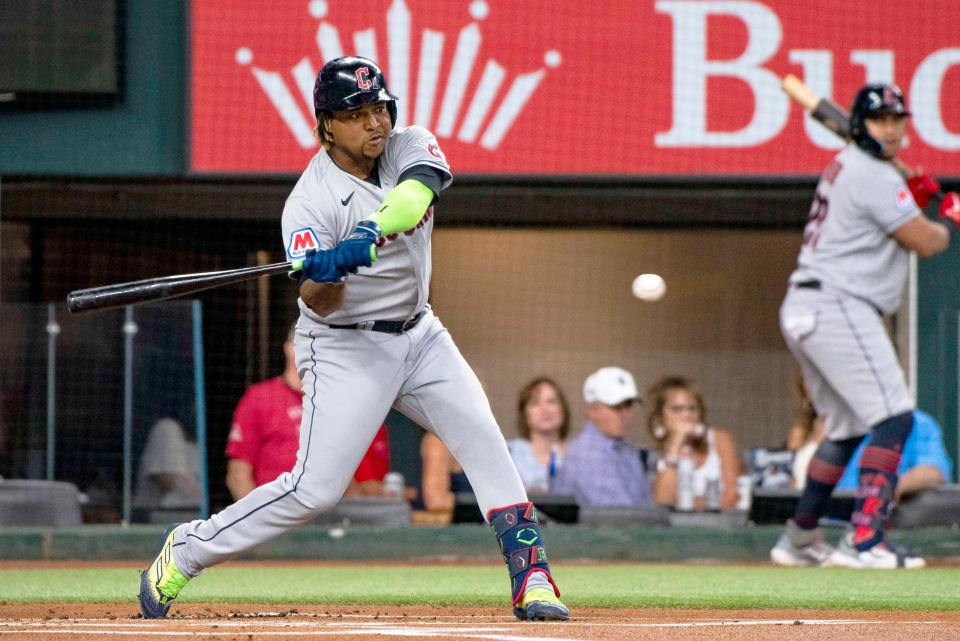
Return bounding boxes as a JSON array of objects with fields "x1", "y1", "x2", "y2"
[
  {"x1": 940, "y1": 192, "x2": 960, "y2": 227},
  {"x1": 907, "y1": 173, "x2": 941, "y2": 208},
  {"x1": 300, "y1": 248, "x2": 346, "y2": 283},
  {"x1": 334, "y1": 220, "x2": 381, "y2": 273}
]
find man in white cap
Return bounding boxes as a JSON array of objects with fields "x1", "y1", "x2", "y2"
[{"x1": 552, "y1": 367, "x2": 653, "y2": 506}]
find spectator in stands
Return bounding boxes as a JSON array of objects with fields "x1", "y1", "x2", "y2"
[
  {"x1": 415, "y1": 431, "x2": 474, "y2": 523},
  {"x1": 552, "y1": 367, "x2": 653, "y2": 507},
  {"x1": 791, "y1": 406, "x2": 952, "y2": 500},
  {"x1": 507, "y1": 377, "x2": 570, "y2": 494},
  {"x1": 646, "y1": 376, "x2": 742, "y2": 511},
  {"x1": 226, "y1": 324, "x2": 391, "y2": 500},
  {"x1": 134, "y1": 417, "x2": 201, "y2": 523}
]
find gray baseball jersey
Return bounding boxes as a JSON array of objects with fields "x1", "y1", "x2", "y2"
[
  {"x1": 789, "y1": 143, "x2": 918, "y2": 316},
  {"x1": 281, "y1": 124, "x2": 452, "y2": 324},
  {"x1": 171, "y1": 124, "x2": 528, "y2": 576},
  {"x1": 781, "y1": 143, "x2": 918, "y2": 439}
]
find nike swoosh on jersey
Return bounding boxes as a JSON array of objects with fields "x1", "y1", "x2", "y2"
[{"x1": 341, "y1": 192, "x2": 355, "y2": 206}]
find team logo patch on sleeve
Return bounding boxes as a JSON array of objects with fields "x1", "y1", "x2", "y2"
[
  {"x1": 895, "y1": 186, "x2": 917, "y2": 214},
  {"x1": 286, "y1": 227, "x2": 319, "y2": 258},
  {"x1": 416, "y1": 139, "x2": 448, "y2": 166},
  {"x1": 427, "y1": 142, "x2": 447, "y2": 162}
]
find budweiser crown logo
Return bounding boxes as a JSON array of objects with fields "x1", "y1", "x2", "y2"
[{"x1": 234, "y1": 0, "x2": 561, "y2": 151}]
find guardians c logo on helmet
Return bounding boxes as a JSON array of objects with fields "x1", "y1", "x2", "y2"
[
  {"x1": 848, "y1": 83, "x2": 910, "y2": 158},
  {"x1": 313, "y1": 56, "x2": 398, "y2": 125}
]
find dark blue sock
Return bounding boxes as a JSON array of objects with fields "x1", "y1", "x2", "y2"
[
  {"x1": 793, "y1": 435, "x2": 864, "y2": 530},
  {"x1": 852, "y1": 411, "x2": 913, "y2": 550}
]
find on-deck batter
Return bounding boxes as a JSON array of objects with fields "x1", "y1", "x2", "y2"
[
  {"x1": 139, "y1": 56, "x2": 568, "y2": 621},
  {"x1": 770, "y1": 83, "x2": 959, "y2": 569}
]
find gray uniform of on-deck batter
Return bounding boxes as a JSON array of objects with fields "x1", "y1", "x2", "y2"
[
  {"x1": 171, "y1": 126, "x2": 527, "y2": 576},
  {"x1": 781, "y1": 143, "x2": 919, "y2": 440}
]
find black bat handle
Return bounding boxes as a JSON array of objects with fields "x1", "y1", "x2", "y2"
[{"x1": 66, "y1": 260, "x2": 299, "y2": 314}]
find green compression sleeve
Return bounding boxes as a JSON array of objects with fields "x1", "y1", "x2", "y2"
[{"x1": 368, "y1": 179, "x2": 435, "y2": 236}]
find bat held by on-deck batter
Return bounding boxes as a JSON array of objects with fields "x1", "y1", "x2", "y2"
[
  {"x1": 66, "y1": 258, "x2": 304, "y2": 314},
  {"x1": 780, "y1": 73, "x2": 947, "y2": 205},
  {"x1": 780, "y1": 74, "x2": 853, "y2": 139}
]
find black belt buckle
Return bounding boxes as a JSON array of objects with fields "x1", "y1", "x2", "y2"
[{"x1": 795, "y1": 280, "x2": 821, "y2": 290}]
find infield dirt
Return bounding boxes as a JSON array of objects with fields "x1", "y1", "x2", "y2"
[{"x1": 2, "y1": 603, "x2": 959, "y2": 640}]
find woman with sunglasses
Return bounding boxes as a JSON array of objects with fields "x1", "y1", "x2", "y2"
[{"x1": 646, "y1": 376, "x2": 742, "y2": 511}]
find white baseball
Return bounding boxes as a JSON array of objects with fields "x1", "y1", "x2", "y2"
[{"x1": 632, "y1": 273, "x2": 666, "y2": 302}]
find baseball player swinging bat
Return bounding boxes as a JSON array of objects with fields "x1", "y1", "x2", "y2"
[
  {"x1": 780, "y1": 74, "x2": 944, "y2": 200},
  {"x1": 66, "y1": 258, "x2": 304, "y2": 314}
]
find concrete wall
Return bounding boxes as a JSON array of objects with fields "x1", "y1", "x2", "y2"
[{"x1": 0, "y1": 1, "x2": 185, "y2": 175}]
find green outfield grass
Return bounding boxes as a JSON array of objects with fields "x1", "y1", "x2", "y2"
[{"x1": 1, "y1": 564, "x2": 959, "y2": 611}]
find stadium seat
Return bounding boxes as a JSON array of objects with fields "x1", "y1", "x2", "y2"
[
  {"x1": 891, "y1": 484, "x2": 960, "y2": 528},
  {"x1": 0, "y1": 479, "x2": 83, "y2": 526}
]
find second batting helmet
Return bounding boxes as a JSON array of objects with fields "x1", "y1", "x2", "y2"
[
  {"x1": 849, "y1": 83, "x2": 910, "y2": 158},
  {"x1": 313, "y1": 56, "x2": 398, "y2": 125}
]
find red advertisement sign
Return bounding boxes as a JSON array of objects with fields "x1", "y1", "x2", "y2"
[{"x1": 190, "y1": 0, "x2": 960, "y2": 175}]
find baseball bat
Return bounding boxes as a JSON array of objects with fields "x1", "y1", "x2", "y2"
[
  {"x1": 67, "y1": 258, "x2": 304, "y2": 314},
  {"x1": 781, "y1": 74, "x2": 853, "y2": 139},
  {"x1": 781, "y1": 74, "x2": 922, "y2": 178}
]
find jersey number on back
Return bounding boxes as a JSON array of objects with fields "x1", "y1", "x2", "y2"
[{"x1": 802, "y1": 193, "x2": 829, "y2": 249}]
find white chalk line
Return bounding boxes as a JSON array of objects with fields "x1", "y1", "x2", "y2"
[
  {"x1": 0, "y1": 615, "x2": 942, "y2": 641},
  {"x1": 0, "y1": 629, "x2": 576, "y2": 641},
  {"x1": 2, "y1": 633, "x2": 571, "y2": 640},
  {"x1": 0, "y1": 618, "x2": 939, "y2": 628}
]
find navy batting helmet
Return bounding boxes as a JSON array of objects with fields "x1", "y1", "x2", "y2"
[
  {"x1": 313, "y1": 56, "x2": 398, "y2": 125},
  {"x1": 849, "y1": 83, "x2": 910, "y2": 158}
]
